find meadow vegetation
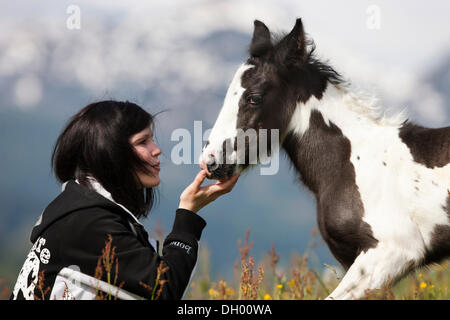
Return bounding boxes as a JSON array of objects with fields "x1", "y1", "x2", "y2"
[
  {"x1": 1, "y1": 229, "x2": 448, "y2": 300},
  {"x1": 185, "y1": 229, "x2": 449, "y2": 300}
]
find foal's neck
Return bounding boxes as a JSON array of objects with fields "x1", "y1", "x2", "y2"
[{"x1": 282, "y1": 84, "x2": 404, "y2": 195}]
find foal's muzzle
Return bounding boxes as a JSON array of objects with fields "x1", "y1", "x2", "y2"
[
  {"x1": 200, "y1": 153, "x2": 237, "y2": 181},
  {"x1": 200, "y1": 139, "x2": 241, "y2": 181}
]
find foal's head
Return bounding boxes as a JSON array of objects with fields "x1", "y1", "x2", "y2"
[{"x1": 200, "y1": 18, "x2": 341, "y2": 181}]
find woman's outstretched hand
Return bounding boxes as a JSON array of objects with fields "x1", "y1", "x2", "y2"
[{"x1": 179, "y1": 170, "x2": 240, "y2": 213}]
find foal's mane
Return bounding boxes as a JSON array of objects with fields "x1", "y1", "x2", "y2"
[
  {"x1": 270, "y1": 31, "x2": 344, "y2": 86},
  {"x1": 272, "y1": 31, "x2": 408, "y2": 127},
  {"x1": 340, "y1": 87, "x2": 409, "y2": 127}
]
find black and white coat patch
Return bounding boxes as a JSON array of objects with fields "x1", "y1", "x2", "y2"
[{"x1": 200, "y1": 18, "x2": 450, "y2": 299}]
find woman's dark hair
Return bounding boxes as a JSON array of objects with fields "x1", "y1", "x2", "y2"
[{"x1": 51, "y1": 100, "x2": 158, "y2": 219}]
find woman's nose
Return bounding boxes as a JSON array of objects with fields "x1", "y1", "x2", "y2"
[{"x1": 151, "y1": 144, "x2": 162, "y2": 157}]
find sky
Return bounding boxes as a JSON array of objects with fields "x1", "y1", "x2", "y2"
[
  {"x1": 1, "y1": 0, "x2": 450, "y2": 123},
  {"x1": 0, "y1": 0, "x2": 449, "y2": 283}
]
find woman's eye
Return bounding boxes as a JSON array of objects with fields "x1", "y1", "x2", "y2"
[{"x1": 247, "y1": 95, "x2": 262, "y2": 105}]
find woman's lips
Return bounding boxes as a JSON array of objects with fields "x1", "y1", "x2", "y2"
[{"x1": 148, "y1": 162, "x2": 160, "y2": 172}]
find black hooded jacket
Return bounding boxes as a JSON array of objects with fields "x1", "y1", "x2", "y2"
[{"x1": 10, "y1": 180, "x2": 206, "y2": 300}]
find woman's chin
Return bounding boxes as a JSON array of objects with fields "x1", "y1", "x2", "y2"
[
  {"x1": 140, "y1": 176, "x2": 160, "y2": 188},
  {"x1": 148, "y1": 179, "x2": 160, "y2": 188}
]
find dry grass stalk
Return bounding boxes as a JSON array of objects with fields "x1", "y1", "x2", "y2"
[
  {"x1": 218, "y1": 279, "x2": 227, "y2": 298},
  {"x1": 237, "y1": 230, "x2": 265, "y2": 300},
  {"x1": 268, "y1": 243, "x2": 281, "y2": 284},
  {"x1": 363, "y1": 276, "x2": 395, "y2": 300},
  {"x1": 61, "y1": 281, "x2": 75, "y2": 300},
  {"x1": 94, "y1": 234, "x2": 125, "y2": 300},
  {"x1": 285, "y1": 254, "x2": 319, "y2": 300},
  {"x1": 32, "y1": 270, "x2": 51, "y2": 300},
  {"x1": 0, "y1": 279, "x2": 11, "y2": 299},
  {"x1": 0, "y1": 286, "x2": 11, "y2": 299},
  {"x1": 139, "y1": 261, "x2": 169, "y2": 300},
  {"x1": 237, "y1": 229, "x2": 253, "y2": 262}
]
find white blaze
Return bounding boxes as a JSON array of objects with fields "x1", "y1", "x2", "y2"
[{"x1": 200, "y1": 63, "x2": 254, "y2": 165}]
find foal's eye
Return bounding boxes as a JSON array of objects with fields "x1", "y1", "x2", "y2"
[{"x1": 247, "y1": 95, "x2": 262, "y2": 105}]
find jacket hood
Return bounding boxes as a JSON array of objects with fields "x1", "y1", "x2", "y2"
[{"x1": 30, "y1": 180, "x2": 130, "y2": 243}]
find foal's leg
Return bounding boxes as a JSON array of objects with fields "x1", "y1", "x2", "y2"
[{"x1": 326, "y1": 242, "x2": 421, "y2": 300}]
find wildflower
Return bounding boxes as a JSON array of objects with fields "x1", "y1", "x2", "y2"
[
  {"x1": 288, "y1": 279, "x2": 295, "y2": 288},
  {"x1": 225, "y1": 288, "x2": 235, "y2": 297},
  {"x1": 276, "y1": 284, "x2": 283, "y2": 290},
  {"x1": 263, "y1": 293, "x2": 272, "y2": 300},
  {"x1": 419, "y1": 282, "x2": 427, "y2": 290},
  {"x1": 305, "y1": 286, "x2": 312, "y2": 293},
  {"x1": 209, "y1": 288, "x2": 219, "y2": 298},
  {"x1": 418, "y1": 273, "x2": 423, "y2": 279},
  {"x1": 429, "y1": 284, "x2": 435, "y2": 290}
]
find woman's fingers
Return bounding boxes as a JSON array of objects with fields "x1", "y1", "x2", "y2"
[
  {"x1": 218, "y1": 174, "x2": 240, "y2": 189},
  {"x1": 221, "y1": 174, "x2": 240, "y2": 185},
  {"x1": 205, "y1": 174, "x2": 240, "y2": 195},
  {"x1": 180, "y1": 173, "x2": 240, "y2": 213},
  {"x1": 190, "y1": 170, "x2": 207, "y2": 190}
]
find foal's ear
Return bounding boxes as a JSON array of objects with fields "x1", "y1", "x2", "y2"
[
  {"x1": 283, "y1": 18, "x2": 307, "y2": 61},
  {"x1": 249, "y1": 20, "x2": 272, "y2": 58}
]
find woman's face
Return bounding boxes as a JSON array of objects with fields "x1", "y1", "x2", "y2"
[{"x1": 130, "y1": 127, "x2": 162, "y2": 188}]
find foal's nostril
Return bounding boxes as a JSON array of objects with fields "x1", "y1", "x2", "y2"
[{"x1": 206, "y1": 154, "x2": 219, "y2": 172}]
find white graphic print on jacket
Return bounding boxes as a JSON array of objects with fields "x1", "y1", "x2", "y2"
[{"x1": 12, "y1": 237, "x2": 51, "y2": 300}]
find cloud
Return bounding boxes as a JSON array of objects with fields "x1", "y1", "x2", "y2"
[
  {"x1": 13, "y1": 74, "x2": 43, "y2": 110},
  {"x1": 0, "y1": 28, "x2": 45, "y2": 77},
  {"x1": 0, "y1": 0, "x2": 448, "y2": 126},
  {"x1": 319, "y1": 43, "x2": 449, "y2": 126}
]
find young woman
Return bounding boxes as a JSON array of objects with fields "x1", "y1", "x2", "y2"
[{"x1": 10, "y1": 100, "x2": 239, "y2": 300}]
